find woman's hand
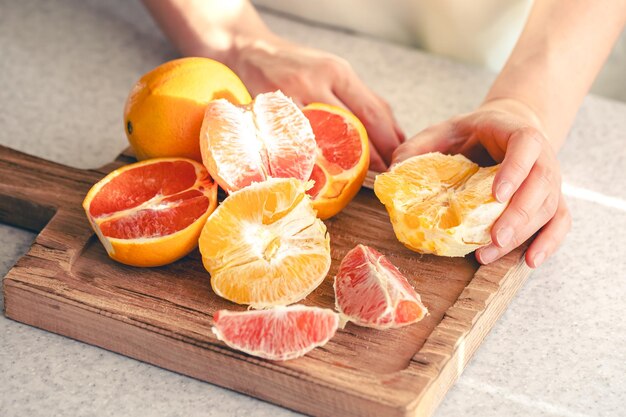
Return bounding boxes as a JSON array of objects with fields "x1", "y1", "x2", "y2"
[
  {"x1": 393, "y1": 98, "x2": 571, "y2": 268},
  {"x1": 229, "y1": 37, "x2": 404, "y2": 172}
]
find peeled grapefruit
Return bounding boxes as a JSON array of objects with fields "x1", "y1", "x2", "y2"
[
  {"x1": 334, "y1": 244, "x2": 428, "y2": 329},
  {"x1": 200, "y1": 91, "x2": 316, "y2": 193},
  {"x1": 302, "y1": 103, "x2": 370, "y2": 219},
  {"x1": 124, "y1": 57, "x2": 251, "y2": 161},
  {"x1": 212, "y1": 305, "x2": 339, "y2": 361},
  {"x1": 199, "y1": 178, "x2": 331, "y2": 308},
  {"x1": 375, "y1": 152, "x2": 506, "y2": 257},
  {"x1": 83, "y1": 158, "x2": 218, "y2": 267}
]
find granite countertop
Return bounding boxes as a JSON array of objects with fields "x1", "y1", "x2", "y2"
[{"x1": 1, "y1": 1, "x2": 625, "y2": 416}]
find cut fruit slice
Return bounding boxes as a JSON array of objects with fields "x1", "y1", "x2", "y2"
[
  {"x1": 199, "y1": 178, "x2": 331, "y2": 308},
  {"x1": 82, "y1": 158, "x2": 218, "y2": 267},
  {"x1": 374, "y1": 152, "x2": 507, "y2": 257},
  {"x1": 200, "y1": 91, "x2": 317, "y2": 193},
  {"x1": 334, "y1": 244, "x2": 427, "y2": 329},
  {"x1": 212, "y1": 305, "x2": 339, "y2": 361},
  {"x1": 303, "y1": 103, "x2": 370, "y2": 219}
]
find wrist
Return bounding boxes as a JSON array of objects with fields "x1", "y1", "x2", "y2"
[{"x1": 479, "y1": 96, "x2": 547, "y2": 135}]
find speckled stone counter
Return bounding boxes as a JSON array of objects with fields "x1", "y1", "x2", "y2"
[{"x1": 1, "y1": 1, "x2": 625, "y2": 416}]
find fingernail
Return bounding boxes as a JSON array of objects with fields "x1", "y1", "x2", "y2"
[
  {"x1": 496, "y1": 227, "x2": 513, "y2": 247},
  {"x1": 478, "y1": 246, "x2": 498, "y2": 264},
  {"x1": 532, "y1": 252, "x2": 546, "y2": 268},
  {"x1": 496, "y1": 181, "x2": 514, "y2": 202}
]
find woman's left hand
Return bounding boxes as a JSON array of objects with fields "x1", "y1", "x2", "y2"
[{"x1": 392, "y1": 98, "x2": 572, "y2": 268}]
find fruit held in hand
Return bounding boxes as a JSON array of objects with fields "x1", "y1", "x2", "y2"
[
  {"x1": 124, "y1": 57, "x2": 251, "y2": 161},
  {"x1": 83, "y1": 158, "x2": 218, "y2": 267},
  {"x1": 200, "y1": 91, "x2": 317, "y2": 193},
  {"x1": 199, "y1": 178, "x2": 331, "y2": 308},
  {"x1": 334, "y1": 245, "x2": 427, "y2": 329},
  {"x1": 212, "y1": 305, "x2": 339, "y2": 361},
  {"x1": 374, "y1": 152, "x2": 506, "y2": 257},
  {"x1": 303, "y1": 103, "x2": 370, "y2": 219}
]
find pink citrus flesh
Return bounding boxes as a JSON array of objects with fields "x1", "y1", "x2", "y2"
[
  {"x1": 212, "y1": 305, "x2": 339, "y2": 361},
  {"x1": 334, "y1": 244, "x2": 428, "y2": 329}
]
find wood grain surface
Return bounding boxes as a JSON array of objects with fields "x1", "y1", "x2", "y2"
[{"x1": 0, "y1": 144, "x2": 531, "y2": 417}]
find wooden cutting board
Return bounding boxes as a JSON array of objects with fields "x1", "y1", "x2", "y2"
[{"x1": 1, "y1": 144, "x2": 532, "y2": 417}]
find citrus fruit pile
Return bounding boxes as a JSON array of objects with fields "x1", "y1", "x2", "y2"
[{"x1": 375, "y1": 152, "x2": 506, "y2": 257}]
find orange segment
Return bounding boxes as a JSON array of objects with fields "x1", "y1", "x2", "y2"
[
  {"x1": 302, "y1": 103, "x2": 370, "y2": 219},
  {"x1": 124, "y1": 57, "x2": 251, "y2": 162},
  {"x1": 199, "y1": 178, "x2": 331, "y2": 308},
  {"x1": 200, "y1": 91, "x2": 317, "y2": 193},
  {"x1": 83, "y1": 158, "x2": 218, "y2": 267},
  {"x1": 212, "y1": 305, "x2": 339, "y2": 361},
  {"x1": 374, "y1": 152, "x2": 507, "y2": 257},
  {"x1": 334, "y1": 245, "x2": 427, "y2": 329}
]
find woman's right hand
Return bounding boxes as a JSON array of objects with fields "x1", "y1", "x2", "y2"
[{"x1": 229, "y1": 36, "x2": 404, "y2": 172}]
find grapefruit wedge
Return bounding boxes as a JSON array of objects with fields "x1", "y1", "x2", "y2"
[
  {"x1": 199, "y1": 178, "x2": 331, "y2": 308},
  {"x1": 212, "y1": 305, "x2": 339, "y2": 361},
  {"x1": 303, "y1": 103, "x2": 370, "y2": 219},
  {"x1": 83, "y1": 158, "x2": 218, "y2": 267},
  {"x1": 200, "y1": 91, "x2": 317, "y2": 193},
  {"x1": 334, "y1": 245, "x2": 428, "y2": 329}
]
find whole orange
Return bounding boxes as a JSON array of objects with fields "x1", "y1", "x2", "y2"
[{"x1": 124, "y1": 57, "x2": 251, "y2": 161}]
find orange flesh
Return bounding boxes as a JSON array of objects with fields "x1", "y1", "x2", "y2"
[
  {"x1": 88, "y1": 161, "x2": 211, "y2": 239},
  {"x1": 304, "y1": 109, "x2": 362, "y2": 170}
]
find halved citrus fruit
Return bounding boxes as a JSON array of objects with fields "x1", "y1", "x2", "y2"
[
  {"x1": 212, "y1": 305, "x2": 339, "y2": 361},
  {"x1": 302, "y1": 103, "x2": 370, "y2": 219},
  {"x1": 124, "y1": 57, "x2": 251, "y2": 162},
  {"x1": 83, "y1": 158, "x2": 218, "y2": 267},
  {"x1": 334, "y1": 245, "x2": 427, "y2": 329},
  {"x1": 374, "y1": 152, "x2": 506, "y2": 257},
  {"x1": 199, "y1": 178, "x2": 331, "y2": 308},
  {"x1": 200, "y1": 91, "x2": 317, "y2": 193}
]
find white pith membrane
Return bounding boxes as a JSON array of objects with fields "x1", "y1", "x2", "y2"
[
  {"x1": 200, "y1": 178, "x2": 331, "y2": 308},
  {"x1": 375, "y1": 153, "x2": 507, "y2": 257},
  {"x1": 201, "y1": 91, "x2": 316, "y2": 192},
  {"x1": 211, "y1": 305, "x2": 339, "y2": 361},
  {"x1": 334, "y1": 245, "x2": 427, "y2": 329}
]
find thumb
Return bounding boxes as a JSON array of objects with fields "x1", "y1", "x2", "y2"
[{"x1": 391, "y1": 124, "x2": 457, "y2": 166}]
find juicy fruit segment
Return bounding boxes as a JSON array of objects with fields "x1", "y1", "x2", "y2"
[
  {"x1": 303, "y1": 104, "x2": 370, "y2": 219},
  {"x1": 375, "y1": 152, "x2": 506, "y2": 257},
  {"x1": 124, "y1": 57, "x2": 251, "y2": 161},
  {"x1": 200, "y1": 91, "x2": 317, "y2": 193},
  {"x1": 212, "y1": 305, "x2": 339, "y2": 361},
  {"x1": 334, "y1": 245, "x2": 427, "y2": 329},
  {"x1": 199, "y1": 178, "x2": 331, "y2": 308},
  {"x1": 83, "y1": 158, "x2": 218, "y2": 267}
]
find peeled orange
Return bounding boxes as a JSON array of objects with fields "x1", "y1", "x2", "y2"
[
  {"x1": 124, "y1": 57, "x2": 251, "y2": 162},
  {"x1": 374, "y1": 152, "x2": 506, "y2": 257},
  {"x1": 302, "y1": 103, "x2": 370, "y2": 219},
  {"x1": 334, "y1": 245, "x2": 427, "y2": 329},
  {"x1": 200, "y1": 91, "x2": 317, "y2": 193},
  {"x1": 199, "y1": 178, "x2": 331, "y2": 308},
  {"x1": 82, "y1": 158, "x2": 218, "y2": 267},
  {"x1": 212, "y1": 305, "x2": 339, "y2": 361}
]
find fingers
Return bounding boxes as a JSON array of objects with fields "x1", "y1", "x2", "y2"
[
  {"x1": 369, "y1": 141, "x2": 387, "y2": 172},
  {"x1": 492, "y1": 127, "x2": 544, "y2": 203},
  {"x1": 333, "y1": 73, "x2": 401, "y2": 166},
  {"x1": 490, "y1": 160, "x2": 558, "y2": 248},
  {"x1": 391, "y1": 123, "x2": 461, "y2": 166},
  {"x1": 525, "y1": 195, "x2": 571, "y2": 267}
]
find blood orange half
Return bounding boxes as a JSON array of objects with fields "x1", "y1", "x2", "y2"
[
  {"x1": 200, "y1": 91, "x2": 317, "y2": 193},
  {"x1": 212, "y1": 305, "x2": 339, "y2": 361},
  {"x1": 334, "y1": 245, "x2": 428, "y2": 329},
  {"x1": 83, "y1": 158, "x2": 218, "y2": 267},
  {"x1": 302, "y1": 103, "x2": 369, "y2": 219}
]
